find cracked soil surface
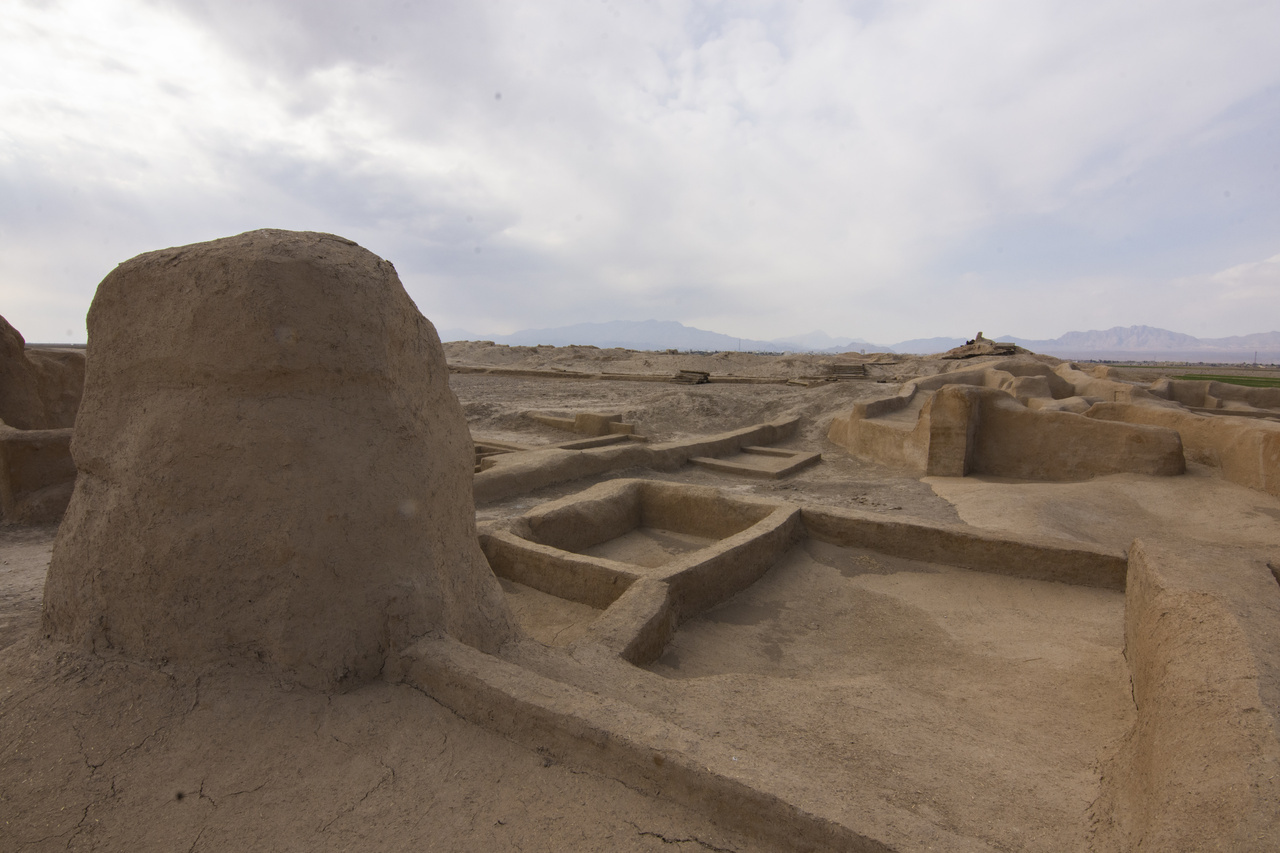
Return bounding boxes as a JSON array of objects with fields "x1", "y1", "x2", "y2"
[{"x1": 0, "y1": 555, "x2": 772, "y2": 852}]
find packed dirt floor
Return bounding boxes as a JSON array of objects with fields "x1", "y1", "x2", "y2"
[{"x1": 3, "y1": 343, "x2": 1280, "y2": 851}]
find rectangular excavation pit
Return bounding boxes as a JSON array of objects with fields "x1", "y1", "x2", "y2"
[
  {"x1": 453, "y1": 485, "x2": 1150, "y2": 849},
  {"x1": 690, "y1": 446, "x2": 822, "y2": 479},
  {"x1": 485, "y1": 480, "x2": 803, "y2": 658},
  {"x1": 579, "y1": 526, "x2": 716, "y2": 568},
  {"x1": 481, "y1": 531, "x2": 637, "y2": 647},
  {"x1": 518, "y1": 478, "x2": 778, "y2": 560},
  {"x1": 634, "y1": 532, "x2": 1134, "y2": 852},
  {"x1": 473, "y1": 496, "x2": 1137, "y2": 850}
]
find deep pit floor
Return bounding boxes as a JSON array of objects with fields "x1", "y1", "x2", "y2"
[{"x1": 638, "y1": 540, "x2": 1133, "y2": 852}]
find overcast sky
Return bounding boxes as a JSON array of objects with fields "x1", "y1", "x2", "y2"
[{"x1": 3, "y1": 0, "x2": 1278, "y2": 345}]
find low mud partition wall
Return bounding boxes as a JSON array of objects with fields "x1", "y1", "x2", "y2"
[
  {"x1": 472, "y1": 417, "x2": 800, "y2": 504},
  {"x1": 519, "y1": 479, "x2": 646, "y2": 553},
  {"x1": 480, "y1": 531, "x2": 637, "y2": 610},
  {"x1": 799, "y1": 505, "x2": 1129, "y2": 590},
  {"x1": 636, "y1": 480, "x2": 777, "y2": 539},
  {"x1": 1087, "y1": 401, "x2": 1280, "y2": 497},
  {"x1": 396, "y1": 633, "x2": 884, "y2": 853},
  {"x1": 479, "y1": 480, "x2": 800, "y2": 662},
  {"x1": 519, "y1": 479, "x2": 777, "y2": 552},
  {"x1": 1092, "y1": 540, "x2": 1280, "y2": 849},
  {"x1": 0, "y1": 427, "x2": 75, "y2": 523},
  {"x1": 421, "y1": 478, "x2": 1145, "y2": 851}
]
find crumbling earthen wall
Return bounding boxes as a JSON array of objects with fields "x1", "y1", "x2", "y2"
[
  {"x1": 827, "y1": 361, "x2": 1186, "y2": 481},
  {"x1": 41, "y1": 229, "x2": 514, "y2": 689},
  {"x1": 1087, "y1": 402, "x2": 1280, "y2": 497},
  {"x1": 964, "y1": 387, "x2": 1184, "y2": 479},
  {"x1": 0, "y1": 315, "x2": 84, "y2": 431},
  {"x1": 0, "y1": 428, "x2": 75, "y2": 523},
  {"x1": 1151, "y1": 377, "x2": 1280, "y2": 411},
  {"x1": 0, "y1": 315, "x2": 84, "y2": 522},
  {"x1": 1092, "y1": 540, "x2": 1280, "y2": 849}
]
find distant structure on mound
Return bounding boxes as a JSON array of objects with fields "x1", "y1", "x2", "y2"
[
  {"x1": 942, "y1": 331, "x2": 1024, "y2": 360},
  {"x1": 41, "y1": 229, "x2": 514, "y2": 689}
]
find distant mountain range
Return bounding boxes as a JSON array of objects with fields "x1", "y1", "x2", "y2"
[
  {"x1": 993, "y1": 327, "x2": 1280, "y2": 362},
  {"x1": 439, "y1": 321, "x2": 1280, "y2": 363},
  {"x1": 438, "y1": 320, "x2": 884, "y2": 354}
]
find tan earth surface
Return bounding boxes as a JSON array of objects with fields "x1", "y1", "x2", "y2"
[{"x1": 3, "y1": 341, "x2": 1279, "y2": 851}]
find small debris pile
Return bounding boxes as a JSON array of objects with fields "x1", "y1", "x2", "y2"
[{"x1": 674, "y1": 369, "x2": 711, "y2": 385}]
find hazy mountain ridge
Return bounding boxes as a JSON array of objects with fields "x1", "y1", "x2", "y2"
[
  {"x1": 1199, "y1": 331, "x2": 1280, "y2": 348},
  {"x1": 887, "y1": 336, "x2": 967, "y2": 354},
  {"x1": 1000, "y1": 326, "x2": 1200, "y2": 351},
  {"x1": 439, "y1": 319, "x2": 785, "y2": 352},
  {"x1": 439, "y1": 320, "x2": 886, "y2": 352},
  {"x1": 994, "y1": 326, "x2": 1280, "y2": 359},
  {"x1": 441, "y1": 321, "x2": 1280, "y2": 360}
]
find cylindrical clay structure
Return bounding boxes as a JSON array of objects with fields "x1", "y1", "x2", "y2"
[{"x1": 42, "y1": 229, "x2": 514, "y2": 689}]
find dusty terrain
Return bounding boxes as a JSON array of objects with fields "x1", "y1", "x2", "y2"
[{"x1": 3, "y1": 342, "x2": 1280, "y2": 851}]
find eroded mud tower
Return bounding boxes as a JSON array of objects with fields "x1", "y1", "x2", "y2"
[{"x1": 41, "y1": 229, "x2": 514, "y2": 689}]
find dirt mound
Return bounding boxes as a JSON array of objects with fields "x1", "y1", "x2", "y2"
[{"x1": 41, "y1": 229, "x2": 514, "y2": 690}]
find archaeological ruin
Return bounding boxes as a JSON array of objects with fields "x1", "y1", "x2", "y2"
[{"x1": 1, "y1": 230, "x2": 1277, "y2": 851}]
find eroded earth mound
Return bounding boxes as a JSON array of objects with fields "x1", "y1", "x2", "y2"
[{"x1": 40, "y1": 229, "x2": 514, "y2": 689}]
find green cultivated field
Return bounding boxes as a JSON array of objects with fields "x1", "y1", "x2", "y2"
[{"x1": 1174, "y1": 374, "x2": 1280, "y2": 388}]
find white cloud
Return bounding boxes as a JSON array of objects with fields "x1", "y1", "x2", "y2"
[
  {"x1": 1158, "y1": 253, "x2": 1280, "y2": 336},
  {"x1": 2, "y1": 0, "x2": 1279, "y2": 343}
]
